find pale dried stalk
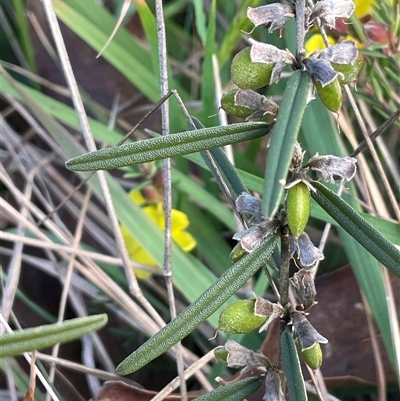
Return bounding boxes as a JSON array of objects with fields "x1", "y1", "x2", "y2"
[
  {"x1": 41, "y1": 0, "x2": 166, "y2": 330},
  {"x1": 155, "y1": 0, "x2": 187, "y2": 397}
]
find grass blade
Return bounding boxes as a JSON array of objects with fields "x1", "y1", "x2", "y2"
[{"x1": 200, "y1": 0, "x2": 218, "y2": 126}]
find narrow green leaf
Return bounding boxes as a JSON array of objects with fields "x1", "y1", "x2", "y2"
[
  {"x1": 310, "y1": 199, "x2": 400, "y2": 245},
  {"x1": 0, "y1": 314, "x2": 107, "y2": 357},
  {"x1": 135, "y1": 0, "x2": 159, "y2": 78},
  {"x1": 201, "y1": 146, "x2": 252, "y2": 203},
  {"x1": 193, "y1": 377, "x2": 262, "y2": 401},
  {"x1": 116, "y1": 236, "x2": 278, "y2": 375},
  {"x1": 262, "y1": 71, "x2": 311, "y2": 218},
  {"x1": 65, "y1": 122, "x2": 269, "y2": 171},
  {"x1": 12, "y1": 0, "x2": 37, "y2": 74},
  {"x1": 280, "y1": 329, "x2": 307, "y2": 401},
  {"x1": 311, "y1": 182, "x2": 400, "y2": 278},
  {"x1": 193, "y1": 0, "x2": 207, "y2": 45}
]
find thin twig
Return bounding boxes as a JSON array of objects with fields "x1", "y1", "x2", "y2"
[
  {"x1": 0, "y1": 161, "x2": 31, "y2": 322},
  {"x1": 360, "y1": 291, "x2": 387, "y2": 401},
  {"x1": 46, "y1": 186, "x2": 93, "y2": 401},
  {"x1": 0, "y1": 231, "x2": 160, "y2": 274},
  {"x1": 279, "y1": 226, "x2": 291, "y2": 307},
  {"x1": 35, "y1": 352, "x2": 136, "y2": 384},
  {"x1": 344, "y1": 86, "x2": 400, "y2": 220},
  {"x1": 350, "y1": 108, "x2": 400, "y2": 158},
  {"x1": 213, "y1": 54, "x2": 234, "y2": 164},
  {"x1": 295, "y1": 0, "x2": 306, "y2": 65},
  {"x1": 155, "y1": 0, "x2": 188, "y2": 399},
  {"x1": 41, "y1": 0, "x2": 166, "y2": 330},
  {"x1": 149, "y1": 350, "x2": 216, "y2": 401}
]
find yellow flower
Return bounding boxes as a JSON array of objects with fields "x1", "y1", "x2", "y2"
[
  {"x1": 345, "y1": 34, "x2": 363, "y2": 48},
  {"x1": 353, "y1": 0, "x2": 395, "y2": 18},
  {"x1": 121, "y1": 191, "x2": 196, "y2": 279},
  {"x1": 353, "y1": 0, "x2": 375, "y2": 18},
  {"x1": 305, "y1": 34, "x2": 336, "y2": 57}
]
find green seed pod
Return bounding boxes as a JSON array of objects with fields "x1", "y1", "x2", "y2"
[
  {"x1": 229, "y1": 242, "x2": 247, "y2": 263},
  {"x1": 302, "y1": 342, "x2": 323, "y2": 370},
  {"x1": 331, "y1": 57, "x2": 362, "y2": 85},
  {"x1": 218, "y1": 299, "x2": 267, "y2": 334},
  {"x1": 286, "y1": 182, "x2": 311, "y2": 238},
  {"x1": 214, "y1": 346, "x2": 228, "y2": 363},
  {"x1": 221, "y1": 90, "x2": 256, "y2": 119},
  {"x1": 231, "y1": 47, "x2": 274, "y2": 90},
  {"x1": 314, "y1": 78, "x2": 342, "y2": 113}
]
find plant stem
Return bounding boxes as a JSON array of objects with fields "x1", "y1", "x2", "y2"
[
  {"x1": 295, "y1": 0, "x2": 306, "y2": 66},
  {"x1": 279, "y1": 226, "x2": 291, "y2": 307},
  {"x1": 155, "y1": 0, "x2": 188, "y2": 399}
]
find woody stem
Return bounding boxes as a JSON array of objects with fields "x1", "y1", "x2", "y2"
[
  {"x1": 295, "y1": 0, "x2": 306, "y2": 66},
  {"x1": 279, "y1": 225, "x2": 291, "y2": 307}
]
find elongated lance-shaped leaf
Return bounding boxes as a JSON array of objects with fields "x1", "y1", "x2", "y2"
[
  {"x1": 189, "y1": 117, "x2": 251, "y2": 201},
  {"x1": 311, "y1": 182, "x2": 400, "y2": 277},
  {"x1": 116, "y1": 236, "x2": 278, "y2": 375},
  {"x1": 280, "y1": 329, "x2": 307, "y2": 401},
  {"x1": 65, "y1": 122, "x2": 269, "y2": 171},
  {"x1": 0, "y1": 314, "x2": 107, "y2": 357},
  {"x1": 262, "y1": 71, "x2": 311, "y2": 218},
  {"x1": 193, "y1": 377, "x2": 262, "y2": 401}
]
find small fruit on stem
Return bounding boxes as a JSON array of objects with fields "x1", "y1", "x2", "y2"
[
  {"x1": 231, "y1": 47, "x2": 274, "y2": 90},
  {"x1": 332, "y1": 57, "x2": 361, "y2": 85},
  {"x1": 286, "y1": 182, "x2": 311, "y2": 237},
  {"x1": 302, "y1": 342, "x2": 323, "y2": 370},
  {"x1": 218, "y1": 299, "x2": 267, "y2": 334},
  {"x1": 221, "y1": 90, "x2": 256, "y2": 120},
  {"x1": 314, "y1": 78, "x2": 342, "y2": 113}
]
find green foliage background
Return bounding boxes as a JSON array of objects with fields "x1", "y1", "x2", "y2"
[{"x1": 0, "y1": 0, "x2": 399, "y2": 399}]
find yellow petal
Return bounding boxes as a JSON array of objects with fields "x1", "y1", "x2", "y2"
[
  {"x1": 142, "y1": 204, "x2": 162, "y2": 225},
  {"x1": 171, "y1": 209, "x2": 190, "y2": 232},
  {"x1": 121, "y1": 198, "x2": 197, "y2": 279},
  {"x1": 344, "y1": 35, "x2": 364, "y2": 48},
  {"x1": 121, "y1": 224, "x2": 158, "y2": 279},
  {"x1": 134, "y1": 269, "x2": 154, "y2": 280},
  {"x1": 305, "y1": 34, "x2": 336, "y2": 57},
  {"x1": 129, "y1": 190, "x2": 147, "y2": 205},
  {"x1": 353, "y1": 0, "x2": 375, "y2": 18},
  {"x1": 142, "y1": 203, "x2": 191, "y2": 232},
  {"x1": 173, "y1": 231, "x2": 197, "y2": 252}
]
